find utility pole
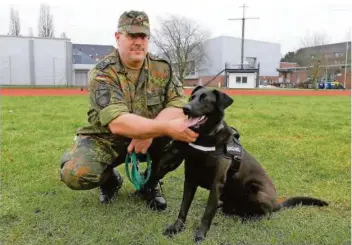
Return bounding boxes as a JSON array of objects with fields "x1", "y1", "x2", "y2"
[{"x1": 229, "y1": 4, "x2": 259, "y2": 69}]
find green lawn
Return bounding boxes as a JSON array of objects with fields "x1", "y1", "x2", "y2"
[{"x1": 1, "y1": 95, "x2": 350, "y2": 245}]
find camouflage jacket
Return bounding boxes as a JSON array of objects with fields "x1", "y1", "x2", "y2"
[{"x1": 76, "y1": 50, "x2": 186, "y2": 137}]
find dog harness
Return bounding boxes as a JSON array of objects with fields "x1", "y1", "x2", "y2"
[{"x1": 188, "y1": 127, "x2": 243, "y2": 172}]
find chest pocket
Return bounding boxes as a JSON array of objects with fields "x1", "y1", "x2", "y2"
[{"x1": 146, "y1": 93, "x2": 164, "y2": 118}]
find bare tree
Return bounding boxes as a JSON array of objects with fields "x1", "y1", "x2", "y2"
[
  {"x1": 38, "y1": 4, "x2": 54, "y2": 38},
  {"x1": 151, "y1": 15, "x2": 210, "y2": 84},
  {"x1": 60, "y1": 32, "x2": 68, "y2": 39},
  {"x1": 28, "y1": 27, "x2": 34, "y2": 36},
  {"x1": 9, "y1": 6, "x2": 20, "y2": 36},
  {"x1": 300, "y1": 31, "x2": 330, "y2": 48}
]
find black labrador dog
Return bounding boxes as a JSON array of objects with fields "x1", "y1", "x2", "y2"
[{"x1": 162, "y1": 86, "x2": 328, "y2": 242}]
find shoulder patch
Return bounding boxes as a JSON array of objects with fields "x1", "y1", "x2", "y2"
[
  {"x1": 96, "y1": 58, "x2": 116, "y2": 71},
  {"x1": 95, "y1": 82, "x2": 111, "y2": 107}
]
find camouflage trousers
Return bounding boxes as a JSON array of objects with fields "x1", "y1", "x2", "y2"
[{"x1": 59, "y1": 134, "x2": 184, "y2": 190}]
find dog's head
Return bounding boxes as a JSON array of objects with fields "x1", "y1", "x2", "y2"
[{"x1": 184, "y1": 85, "x2": 234, "y2": 134}]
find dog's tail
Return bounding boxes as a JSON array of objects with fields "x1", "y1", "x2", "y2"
[{"x1": 273, "y1": 196, "x2": 328, "y2": 212}]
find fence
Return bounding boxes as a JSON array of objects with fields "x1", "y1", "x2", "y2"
[{"x1": 0, "y1": 55, "x2": 71, "y2": 87}]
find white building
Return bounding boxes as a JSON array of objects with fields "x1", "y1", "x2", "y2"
[
  {"x1": 187, "y1": 36, "x2": 282, "y2": 88},
  {"x1": 0, "y1": 35, "x2": 72, "y2": 86}
]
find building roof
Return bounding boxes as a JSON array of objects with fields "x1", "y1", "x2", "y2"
[
  {"x1": 72, "y1": 48, "x2": 96, "y2": 64},
  {"x1": 72, "y1": 44, "x2": 116, "y2": 64},
  {"x1": 299, "y1": 41, "x2": 351, "y2": 50},
  {"x1": 206, "y1": 35, "x2": 281, "y2": 45}
]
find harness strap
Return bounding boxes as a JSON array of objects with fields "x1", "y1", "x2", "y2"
[
  {"x1": 188, "y1": 133, "x2": 243, "y2": 172},
  {"x1": 223, "y1": 136, "x2": 243, "y2": 172}
]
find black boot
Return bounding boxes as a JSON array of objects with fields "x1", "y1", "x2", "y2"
[
  {"x1": 136, "y1": 181, "x2": 167, "y2": 211},
  {"x1": 99, "y1": 169, "x2": 123, "y2": 204}
]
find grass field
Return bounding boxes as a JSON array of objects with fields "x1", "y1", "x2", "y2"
[{"x1": 1, "y1": 95, "x2": 351, "y2": 245}]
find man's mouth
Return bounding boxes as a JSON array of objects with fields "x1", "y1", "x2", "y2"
[
  {"x1": 186, "y1": 115, "x2": 208, "y2": 129},
  {"x1": 131, "y1": 47, "x2": 144, "y2": 52}
]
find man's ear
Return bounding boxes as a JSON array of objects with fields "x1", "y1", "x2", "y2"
[
  {"x1": 213, "y1": 89, "x2": 234, "y2": 110},
  {"x1": 191, "y1": 85, "x2": 204, "y2": 95}
]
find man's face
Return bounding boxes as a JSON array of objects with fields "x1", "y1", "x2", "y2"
[{"x1": 115, "y1": 31, "x2": 149, "y2": 65}]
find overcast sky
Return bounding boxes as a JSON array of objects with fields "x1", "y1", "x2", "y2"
[{"x1": 1, "y1": 0, "x2": 351, "y2": 55}]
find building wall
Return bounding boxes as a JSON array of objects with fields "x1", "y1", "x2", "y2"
[
  {"x1": 0, "y1": 37, "x2": 30, "y2": 85},
  {"x1": 198, "y1": 38, "x2": 223, "y2": 76},
  {"x1": 195, "y1": 36, "x2": 281, "y2": 84},
  {"x1": 285, "y1": 68, "x2": 351, "y2": 89},
  {"x1": 0, "y1": 35, "x2": 72, "y2": 86},
  {"x1": 221, "y1": 37, "x2": 281, "y2": 77},
  {"x1": 228, "y1": 72, "x2": 257, "y2": 89},
  {"x1": 295, "y1": 41, "x2": 351, "y2": 67},
  {"x1": 280, "y1": 62, "x2": 297, "y2": 69},
  {"x1": 33, "y1": 39, "x2": 68, "y2": 85},
  {"x1": 184, "y1": 76, "x2": 225, "y2": 87}
]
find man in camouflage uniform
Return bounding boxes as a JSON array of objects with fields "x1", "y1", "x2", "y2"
[{"x1": 59, "y1": 10, "x2": 198, "y2": 211}]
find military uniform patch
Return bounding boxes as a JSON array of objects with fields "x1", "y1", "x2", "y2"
[{"x1": 95, "y1": 83, "x2": 111, "y2": 107}]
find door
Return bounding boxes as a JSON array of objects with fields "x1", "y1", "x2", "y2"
[{"x1": 74, "y1": 70, "x2": 88, "y2": 88}]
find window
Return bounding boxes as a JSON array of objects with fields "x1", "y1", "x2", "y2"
[{"x1": 235, "y1": 76, "x2": 248, "y2": 84}]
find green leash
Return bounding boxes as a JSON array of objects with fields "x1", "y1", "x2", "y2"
[{"x1": 125, "y1": 152, "x2": 151, "y2": 190}]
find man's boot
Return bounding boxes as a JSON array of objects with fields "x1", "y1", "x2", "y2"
[
  {"x1": 136, "y1": 181, "x2": 167, "y2": 211},
  {"x1": 99, "y1": 169, "x2": 123, "y2": 204}
]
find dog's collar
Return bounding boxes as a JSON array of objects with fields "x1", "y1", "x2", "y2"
[
  {"x1": 189, "y1": 143, "x2": 216, "y2": 152},
  {"x1": 188, "y1": 122, "x2": 225, "y2": 152}
]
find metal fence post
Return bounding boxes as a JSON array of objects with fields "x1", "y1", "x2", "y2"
[
  {"x1": 9, "y1": 56, "x2": 12, "y2": 85},
  {"x1": 53, "y1": 57, "x2": 56, "y2": 86}
]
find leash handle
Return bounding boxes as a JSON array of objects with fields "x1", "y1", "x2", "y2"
[{"x1": 125, "y1": 152, "x2": 151, "y2": 190}]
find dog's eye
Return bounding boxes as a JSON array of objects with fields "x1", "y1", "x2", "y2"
[
  {"x1": 199, "y1": 94, "x2": 206, "y2": 102},
  {"x1": 189, "y1": 95, "x2": 195, "y2": 102}
]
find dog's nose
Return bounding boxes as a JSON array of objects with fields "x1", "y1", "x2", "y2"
[{"x1": 183, "y1": 104, "x2": 192, "y2": 115}]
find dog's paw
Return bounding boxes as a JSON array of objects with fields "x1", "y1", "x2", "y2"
[
  {"x1": 194, "y1": 229, "x2": 206, "y2": 243},
  {"x1": 162, "y1": 220, "x2": 185, "y2": 237}
]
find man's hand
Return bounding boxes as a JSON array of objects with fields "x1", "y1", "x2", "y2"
[
  {"x1": 128, "y1": 138, "x2": 153, "y2": 154},
  {"x1": 165, "y1": 117, "x2": 199, "y2": 143}
]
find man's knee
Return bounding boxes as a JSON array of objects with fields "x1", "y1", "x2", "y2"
[
  {"x1": 60, "y1": 158, "x2": 101, "y2": 190},
  {"x1": 59, "y1": 134, "x2": 117, "y2": 190}
]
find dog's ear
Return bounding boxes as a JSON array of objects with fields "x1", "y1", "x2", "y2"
[
  {"x1": 213, "y1": 89, "x2": 233, "y2": 110},
  {"x1": 191, "y1": 85, "x2": 204, "y2": 95}
]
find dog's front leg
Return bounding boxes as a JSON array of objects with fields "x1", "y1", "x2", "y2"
[
  {"x1": 163, "y1": 180, "x2": 197, "y2": 236},
  {"x1": 194, "y1": 180, "x2": 224, "y2": 242}
]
